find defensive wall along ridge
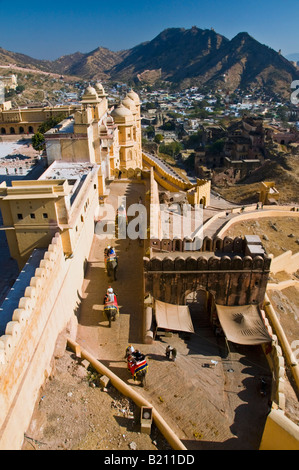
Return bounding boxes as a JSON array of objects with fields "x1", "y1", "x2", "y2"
[{"x1": 142, "y1": 152, "x2": 211, "y2": 206}]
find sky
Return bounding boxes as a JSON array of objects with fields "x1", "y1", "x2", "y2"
[{"x1": 0, "y1": 0, "x2": 298, "y2": 60}]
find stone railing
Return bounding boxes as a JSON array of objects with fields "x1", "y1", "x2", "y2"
[
  {"x1": 259, "y1": 295, "x2": 299, "y2": 449},
  {"x1": 217, "y1": 206, "x2": 299, "y2": 238},
  {"x1": 270, "y1": 251, "x2": 299, "y2": 275}
]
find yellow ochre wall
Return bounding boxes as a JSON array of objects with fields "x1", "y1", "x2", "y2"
[{"x1": 260, "y1": 409, "x2": 299, "y2": 450}]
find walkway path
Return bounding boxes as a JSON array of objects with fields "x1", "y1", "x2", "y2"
[{"x1": 76, "y1": 180, "x2": 271, "y2": 450}]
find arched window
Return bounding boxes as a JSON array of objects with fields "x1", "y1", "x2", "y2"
[
  {"x1": 10, "y1": 127, "x2": 15, "y2": 134},
  {"x1": 19, "y1": 126, "x2": 24, "y2": 134},
  {"x1": 1, "y1": 128, "x2": 6, "y2": 135},
  {"x1": 28, "y1": 126, "x2": 34, "y2": 133}
]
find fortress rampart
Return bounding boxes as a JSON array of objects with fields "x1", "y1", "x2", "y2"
[
  {"x1": 142, "y1": 152, "x2": 192, "y2": 191},
  {"x1": 0, "y1": 222, "x2": 94, "y2": 449}
]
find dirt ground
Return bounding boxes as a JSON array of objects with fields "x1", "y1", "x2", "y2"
[
  {"x1": 223, "y1": 216, "x2": 299, "y2": 258},
  {"x1": 22, "y1": 348, "x2": 171, "y2": 451}
]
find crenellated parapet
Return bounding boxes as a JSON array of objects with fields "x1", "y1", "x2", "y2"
[
  {"x1": 113, "y1": 167, "x2": 146, "y2": 180},
  {"x1": 144, "y1": 234, "x2": 271, "y2": 307},
  {"x1": 0, "y1": 198, "x2": 95, "y2": 448},
  {"x1": 0, "y1": 233, "x2": 63, "y2": 371},
  {"x1": 149, "y1": 234, "x2": 270, "y2": 257},
  {"x1": 144, "y1": 252, "x2": 271, "y2": 273}
]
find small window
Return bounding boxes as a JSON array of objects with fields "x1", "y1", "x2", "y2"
[
  {"x1": 17, "y1": 213, "x2": 23, "y2": 220},
  {"x1": 43, "y1": 213, "x2": 48, "y2": 219},
  {"x1": 30, "y1": 213, "x2": 35, "y2": 219}
]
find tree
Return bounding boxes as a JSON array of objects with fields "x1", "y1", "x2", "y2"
[
  {"x1": 185, "y1": 130, "x2": 203, "y2": 149},
  {"x1": 145, "y1": 125, "x2": 155, "y2": 139},
  {"x1": 37, "y1": 114, "x2": 66, "y2": 134},
  {"x1": 31, "y1": 114, "x2": 67, "y2": 152},
  {"x1": 16, "y1": 85, "x2": 25, "y2": 94},
  {"x1": 161, "y1": 121, "x2": 175, "y2": 131},
  {"x1": 159, "y1": 141, "x2": 182, "y2": 158},
  {"x1": 154, "y1": 134, "x2": 164, "y2": 144},
  {"x1": 206, "y1": 139, "x2": 225, "y2": 155},
  {"x1": 32, "y1": 132, "x2": 45, "y2": 151},
  {"x1": 183, "y1": 152, "x2": 195, "y2": 172}
]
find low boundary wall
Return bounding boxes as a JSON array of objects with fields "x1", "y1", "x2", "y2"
[
  {"x1": 217, "y1": 207, "x2": 299, "y2": 238},
  {"x1": 259, "y1": 408, "x2": 299, "y2": 450},
  {"x1": 259, "y1": 292, "x2": 299, "y2": 449},
  {"x1": 270, "y1": 251, "x2": 299, "y2": 274}
]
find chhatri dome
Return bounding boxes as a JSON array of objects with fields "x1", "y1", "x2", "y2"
[
  {"x1": 106, "y1": 115, "x2": 114, "y2": 126},
  {"x1": 95, "y1": 82, "x2": 107, "y2": 97},
  {"x1": 111, "y1": 103, "x2": 133, "y2": 121},
  {"x1": 122, "y1": 95, "x2": 137, "y2": 112},
  {"x1": 99, "y1": 123, "x2": 108, "y2": 136},
  {"x1": 83, "y1": 86, "x2": 97, "y2": 96},
  {"x1": 81, "y1": 85, "x2": 100, "y2": 103},
  {"x1": 127, "y1": 89, "x2": 140, "y2": 104}
]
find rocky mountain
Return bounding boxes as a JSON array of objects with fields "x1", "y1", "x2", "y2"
[
  {"x1": 109, "y1": 27, "x2": 228, "y2": 80},
  {"x1": 1, "y1": 27, "x2": 298, "y2": 97},
  {"x1": 52, "y1": 47, "x2": 127, "y2": 79},
  {"x1": 109, "y1": 28, "x2": 299, "y2": 97},
  {"x1": 177, "y1": 31, "x2": 299, "y2": 95},
  {"x1": 0, "y1": 47, "x2": 52, "y2": 72}
]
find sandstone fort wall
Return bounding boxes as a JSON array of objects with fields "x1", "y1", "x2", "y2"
[{"x1": 0, "y1": 209, "x2": 95, "y2": 449}]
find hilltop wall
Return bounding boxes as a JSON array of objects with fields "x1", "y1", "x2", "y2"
[{"x1": 142, "y1": 152, "x2": 193, "y2": 192}]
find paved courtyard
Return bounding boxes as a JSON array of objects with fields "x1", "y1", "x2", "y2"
[{"x1": 0, "y1": 139, "x2": 41, "y2": 175}]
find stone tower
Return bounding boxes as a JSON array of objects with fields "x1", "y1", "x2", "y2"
[{"x1": 111, "y1": 89, "x2": 142, "y2": 169}]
